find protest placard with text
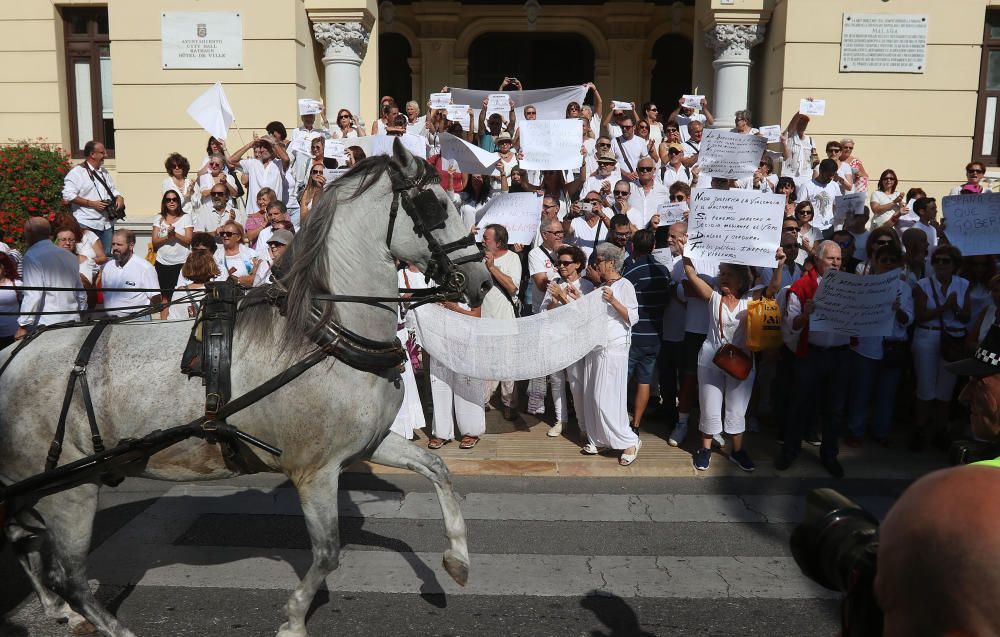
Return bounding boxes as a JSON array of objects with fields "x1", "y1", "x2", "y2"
[
  {"x1": 297, "y1": 99, "x2": 322, "y2": 116},
  {"x1": 759, "y1": 125, "x2": 781, "y2": 143},
  {"x1": 697, "y1": 129, "x2": 768, "y2": 180},
  {"x1": 518, "y1": 119, "x2": 584, "y2": 170},
  {"x1": 833, "y1": 192, "x2": 868, "y2": 220},
  {"x1": 657, "y1": 201, "x2": 689, "y2": 225},
  {"x1": 810, "y1": 269, "x2": 899, "y2": 336},
  {"x1": 322, "y1": 169, "x2": 348, "y2": 188},
  {"x1": 439, "y1": 132, "x2": 499, "y2": 175},
  {"x1": 684, "y1": 189, "x2": 784, "y2": 268},
  {"x1": 474, "y1": 192, "x2": 542, "y2": 245},
  {"x1": 799, "y1": 99, "x2": 826, "y2": 116},
  {"x1": 446, "y1": 105, "x2": 471, "y2": 128},
  {"x1": 942, "y1": 193, "x2": 1000, "y2": 257},
  {"x1": 430, "y1": 93, "x2": 452, "y2": 109},
  {"x1": 349, "y1": 134, "x2": 427, "y2": 160},
  {"x1": 681, "y1": 95, "x2": 704, "y2": 109},
  {"x1": 323, "y1": 139, "x2": 346, "y2": 160}
]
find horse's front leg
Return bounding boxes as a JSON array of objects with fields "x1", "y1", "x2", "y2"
[
  {"x1": 369, "y1": 432, "x2": 470, "y2": 586},
  {"x1": 277, "y1": 467, "x2": 342, "y2": 637}
]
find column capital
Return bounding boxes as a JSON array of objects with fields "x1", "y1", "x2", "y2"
[
  {"x1": 313, "y1": 22, "x2": 371, "y2": 61},
  {"x1": 703, "y1": 23, "x2": 765, "y2": 60}
]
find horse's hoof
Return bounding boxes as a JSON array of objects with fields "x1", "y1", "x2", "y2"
[
  {"x1": 69, "y1": 619, "x2": 98, "y2": 635},
  {"x1": 276, "y1": 622, "x2": 307, "y2": 637},
  {"x1": 443, "y1": 549, "x2": 469, "y2": 586}
]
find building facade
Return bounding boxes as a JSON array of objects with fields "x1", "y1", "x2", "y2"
[{"x1": 1, "y1": 0, "x2": 999, "y2": 229}]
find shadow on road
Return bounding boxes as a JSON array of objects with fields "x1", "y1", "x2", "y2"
[{"x1": 580, "y1": 592, "x2": 657, "y2": 637}]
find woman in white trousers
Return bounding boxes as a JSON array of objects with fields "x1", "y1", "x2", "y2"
[
  {"x1": 682, "y1": 249, "x2": 785, "y2": 472},
  {"x1": 540, "y1": 245, "x2": 596, "y2": 438},
  {"x1": 583, "y1": 243, "x2": 642, "y2": 466},
  {"x1": 427, "y1": 301, "x2": 486, "y2": 450}
]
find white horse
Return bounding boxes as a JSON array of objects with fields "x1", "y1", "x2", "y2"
[{"x1": 0, "y1": 140, "x2": 492, "y2": 637}]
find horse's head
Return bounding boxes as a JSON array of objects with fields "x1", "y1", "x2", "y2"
[{"x1": 387, "y1": 138, "x2": 492, "y2": 307}]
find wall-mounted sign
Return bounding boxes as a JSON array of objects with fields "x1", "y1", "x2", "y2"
[
  {"x1": 840, "y1": 14, "x2": 928, "y2": 73},
  {"x1": 162, "y1": 12, "x2": 243, "y2": 70}
]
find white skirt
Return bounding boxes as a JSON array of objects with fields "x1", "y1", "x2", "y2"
[
  {"x1": 584, "y1": 343, "x2": 638, "y2": 450},
  {"x1": 390, "y1": 330, "x2": 426, "y2": 439}
]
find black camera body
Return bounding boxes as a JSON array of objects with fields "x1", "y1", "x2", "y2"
[
  {"x1": 103, "y1": 199, "x2": 126, "y2": 221},
  {"x1": 791, "y1": 488, "x2": 883, "y2": 637}
]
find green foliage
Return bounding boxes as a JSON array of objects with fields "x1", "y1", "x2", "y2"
[{"x1": 0, "y1": 139, "x2": 72, "y2": 250}]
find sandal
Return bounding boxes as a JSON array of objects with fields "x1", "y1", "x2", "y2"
[
  {"x1": 619, "y1": 439, "x2": 643, "y2": 467},
  {"x1": 459, "y1": 435, "x2": 480, "y2": 449},
  {"x1": 427, "y1": 437, "x2": 447, "y2": 450}
]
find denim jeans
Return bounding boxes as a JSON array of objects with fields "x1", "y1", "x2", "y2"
[{"x1": 847, "y1": 350, "x2": 903, "y2": 440}]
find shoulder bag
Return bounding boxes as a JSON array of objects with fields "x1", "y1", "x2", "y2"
[
  {"x1": 929, "y1": 278, "x2": 966, "y2": 363},
  {"x1": 712, "y1": 298, "x2": 753, "y2": 380},
  {"x1": 83, "y1": 163, "x2": 126, "y2": 221},
  {"x1": 615, "y1": 137, "x2": 635, "y2": 174}
]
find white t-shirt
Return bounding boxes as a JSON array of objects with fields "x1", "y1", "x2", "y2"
[
  {"x1": 629, "y1": 183, "x2": 670, "y2": 227},
  {"x1": 797, "y1": 178, "x2": 842, "y2": 231},
  {"x1": 569, "y1": 216, "x2": 607, "y2": 261},
  {"x1": 216, "y1": 245, "x2": 259, "y2": 279},
  {"x1": 870, "y1": 190, "x2": 900, "y2": 229},
  {"x1": 239, "y1": 158, "x2": 288, "y2": 207},
  {"x1": 152, "y1": 213, "x2": 194, "y2": 267},
  {"x1": 100, "y1": 256, "x2": 159, "y2": 317},
  {"x1": 781, "y1": 134, "x2": 814, "y2": 178},
  {"x1": 527, "y1": 244, "x2": 559, "y2": 310},
  {"x1": 481, "y1": 250, "x2": 522, "y2": 320},
  {"x1": 612, "y1": 136, "x2": 649, "y2": 173}
]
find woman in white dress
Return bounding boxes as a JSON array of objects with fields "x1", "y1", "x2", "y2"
[
  {"x1": 162, "y1": 153, "x2": 196, "y2": 212},
  {"x1": 682, "y1": 249, "x2": 786, "y2": 472},
  {"x1": 540, "y1": 245, "x2": 595, "y2": 439},
  {"x1": 583, "y1": 242, "x2": 642, "y2": 466},
  {"x1": 166, "y1": 251, "x2": 220, "y2": 320},
  {"x1": 426, "y1": 300, "x2": 486, "y2": 450},
  {"x1": 391, "y1": 264, "x2": 429, "y2": 441}
]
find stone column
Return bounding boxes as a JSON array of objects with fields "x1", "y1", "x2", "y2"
[
  {"x1": 313, "y1": 22, "x2": 371, "y2": 120},
  {"x1": 704, "y1": 23, "x2": 765, "y2": 129}
]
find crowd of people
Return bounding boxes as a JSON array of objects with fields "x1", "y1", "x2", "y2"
[{"x1": 2, "y1": 78, "x2": 998, "y2": 477}]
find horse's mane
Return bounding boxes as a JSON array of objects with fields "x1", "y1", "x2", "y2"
[{"x1": 238, "y1": 155, "x2": 396, "y2": 352}]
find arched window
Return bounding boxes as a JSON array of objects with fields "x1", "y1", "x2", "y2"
[
  {"x1": 468, "y1": 32, "x2": 594, "y2": 90},
  {"x1": 379, "y1": 33, "x2": 412, "y2": 107},
  {"x1": 650, "y1": 35, "x2": 693, "y2": 122}
]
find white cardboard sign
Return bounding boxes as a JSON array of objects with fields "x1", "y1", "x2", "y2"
[
  {"x1": 517, "y1": 119, "x2": 584, "y2": 171},
  {"x1": 810, "y1": 269, "x2": 900, "y2": 336},
  {"x1": 439, "y1": 132, "x2": 499, "y2": 175},
  {"x1": 941, "y1": 193, "x2": 1000, "y2": 257},
  {"x1": 684, "y1": 189, "x2": 785, "y2": 268},
  {"x1": 297, "y1": 99, "x2": 322, "y2": 116},
  {"x1": 430, "y1": 93, "x2": 452, "y2": 109},
  {"x1": 799, "y1": 99, "x2": 826, "y2": 116},
  {"x1": 697, "y1": 129, "x2": 768, "y2": 180},
  {"x1": 681, "y1": 95, "x2": 704, "y2": 109},
  {"x1": 474, "y1": 192, "x2": 543, "y2": 245}
]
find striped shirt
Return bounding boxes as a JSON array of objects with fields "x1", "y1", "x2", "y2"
[{"x1": 622, "y1": 255, "x2": 674, "y2": 345}]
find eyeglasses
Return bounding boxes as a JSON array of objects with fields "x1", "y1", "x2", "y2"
[
  {"x1": 209, "y1": 163, "x2": 221, "y2": 168},
  {"x1": 782, "y1": 226, "x2": 798, "y2": 232},
  {"x1": 666, "y1": 127, "x2": 678, "y2": 132},
  {"x1": 597, "y1": 142, "x2": 611, "y2": 148},
  {"x1": 211, "y1": 192, "x2": 227, "y2": 197},
  {"x1": 932, "y1": 258, "x2": 953, "y2": 265},
  {"x1": 874, "y1": 238, "x2": 893, "y2": 246},
  {"x1": 543, "y1": 230, "x2": 565, "y2": 236},
  {"x1": 585, "y1": 199, "x2": 602, "y2": 204},
  {"x1": 796, "y1": 209, "x2": 814, "y2": 216},
  {"x1": 219, "y1": 231, "x2": 238, "y2": 238},
  {"x1": 620, "y1": 125, "x2": 634, "y2": 130},
  {"x1": 338, "y1": 115, "x2": 350, "y2": 119},
  {"x1": 968, "y1": 168, "x2": 985, "y2": 174},
  {"x1": 613, "y1": 231, "x2": 632, "y2": 239},
  {"x1": 648, "y1": 108, "x2": 658, "y2": 112},
  {"x1": 613, "y1": 190, "x2": 630, "y2": 197},
  {"x1": 164, "y1": 197, "x2": 180, "y2": 202},
  {"x1": 638, "y1": 167, "x2": 655, "y2": 173},
  {"x1": 557, "y1": 260, "x2": 576, "y2": 266},
  {"x1": 827, "y1": 148, "x2": 841, "y2": 153},
  {"x1": 525, "y1": 111, "x2": 536, "y2": 116},
  {"x1": 670, "y1": 195, "x2": 686, "y2": 202},
  {"x1": 311, "y1": 169, "x2": 324, "y2": 175}
]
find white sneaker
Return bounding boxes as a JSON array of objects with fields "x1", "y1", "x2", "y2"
[
  {"x1": 547, "y1": 422, "x2": 564, "y2": 437},
  {"x1": 582, "y1": 442, "x2": 600, "y2": 455},
  {"x1": 712, "y1": 434, "x2": 725, "y2": 449},
  {"x1": 668, "y1": 422, "x2": 688, "y2": 447}
]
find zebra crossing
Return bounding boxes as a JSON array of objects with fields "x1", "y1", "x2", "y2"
[{"x1": 3, "y1": 473, "x2": 907, "y2": 635}]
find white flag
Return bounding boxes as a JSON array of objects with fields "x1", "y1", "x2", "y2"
[{"x1": 186, "y1": 82, "x2": 235, "y2": 140}]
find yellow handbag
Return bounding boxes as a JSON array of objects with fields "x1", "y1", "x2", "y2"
[
  {"x1": 746, "y1": 297, "x2": 783, "y2": 352},
  {"x1": 145, "y1": 242, "x2": 157, "y2": 265}
]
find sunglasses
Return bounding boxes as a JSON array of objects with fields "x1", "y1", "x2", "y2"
[
  {"x1": 543, "y1": 203, "x2": 560, "y2": 209},
  {"x1": 670, "y1": 195, "x2": 686, "y2": 202},
  {"x1": 525, "y1": 111, "x2": 537, "y2": 116},
  {"x1": 585, "y1": 199, "x2": 602, "y2": 204},
  {"x1": 666, "y1": 127, "x2": 678, "y2": 132},
  {"x1": 543, "y1": 230, "x2": 565, "y2": 236},
  {"x1": 338, "y1": 115, "x2": 350, "y2": 119},
  {"x1": 209, "y1": 163, "x2": 221, "y2": 168},
  {"x1": 267, "y1": 243, "x2": 284, "y2": 249},
  {"x1": 613, "y1": 232, "x2": 632, "y2": 239},
  {"x1": 557, "y1": 260, "x2": 576, "y2": 266},
  {"x1": 164, "y1": 197, "x2": 180, "y2": 202},
  {"x1": 648, "y1": 107, "x2": 658, "y2": 112},
  {"x1": 219, "y1": 231, "x2": 238, "y2": 238},
  {"x1": 211, "y1": 192, "x2": 227, "y2": 197},
  {"x1": 797, "y1": 209, "x2": 814, "y2": 216},
  {"x1": 597, "y1": 142, "x2": 611, "y2": 148},
  {"x1": 874, "y1": 238, "x2": 893, "y2": 246},
  {"x1": 620, "y1": 125, "x2": 634, "y2": 130},
  {"x1": 311, "y1": 169, "x2": 324, "y2": 175},
  {"x1": 638, "y1": 167, "x2": 655, "y2": 173},
  {"x1": 932, "y1": 258, "x2": 953, "y2": 265},
  {"x1": 828, "y1": 148, "x2": 841, "y2": 153},
  {"x1": 782, "y1": 226, "x2": 799, "y2": 232},
  {"x1": 968, "y1": 168, "x2": 985, "y2": 174},
  {"x1": 614, "y1": 191, "x2": 630, "y2": 198}
]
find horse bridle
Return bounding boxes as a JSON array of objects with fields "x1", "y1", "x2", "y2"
[{"x1": 385, "y1": 163, "x2": 483, "y2": 301}]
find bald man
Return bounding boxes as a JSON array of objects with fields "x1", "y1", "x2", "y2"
[
  {"x1": 15, "y1": 217, "x2": 86, "y2": 338},
  {"x1": 876, "y1": 465, "x2": 1000, "y2": 637}
]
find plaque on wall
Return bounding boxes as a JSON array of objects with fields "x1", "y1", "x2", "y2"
[
  {"x1": 162, "y1": 12, "x2": 243, "y2": 70},
  {"x1": 840, "y1": 14, "x2": 928, "y2": 73}
]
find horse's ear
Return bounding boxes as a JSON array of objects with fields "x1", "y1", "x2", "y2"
[{"x1": 392, "y1": 137, "x2": 414, "y2": 173}]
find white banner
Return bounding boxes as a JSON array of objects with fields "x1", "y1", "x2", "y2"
[
  {"x1": 162, "y1": 12, "x2": 243, "y2": 70},
  {"x1": 799, "y1": 98, "x2": 826, "y2": 116},
  {"x1": 833, "y1": 192, "x2": 868, "y2": 220},
  {"x1": 697, "y1": 129, "x2": 768, "y2": 180},
  {"x1": 448, "y1": 85, "x2": 588, "y2": 123},
  {"x1": 351, "y1": 134, "x2": 427, "y2": 160},
  {"x1": 810, "y1": 269, "x2": 899, "y2": 336},
  {"x1": 185, "y1": 82, "x2": 235, "y2": 140},
  {"x1": 684, "y1": 188, "x2": 785, "y2": 268},
  {"x1": 517, "y1": 119, "x2": 583, "y2": 170},
  {"x1": 439, "y1": 132, "x2": 498, "y2": 175},
  {"x1": 681, "y1": 95, "x2": 704, "y2": 109},
  {"x1": 430, "y1": 92, "x2": 452, "y2": 109},
  {"x1": 474, "y1": 192, "x2": 542, "y2": 245},
  {"x1": 298, "y1": 99, "x2": 322, "y2": 116},
  {"x1": 759, "y1": 125, "x2": 781, "y2": 143},
  {"x1": 415, "y1": 290, "x2": 608, "y2": 381},
  {"x1": 941, "y1": 193, "x2": 1000, "y2": 257}
]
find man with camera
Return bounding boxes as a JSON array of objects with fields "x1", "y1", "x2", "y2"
[
  {"x1": 62, "y1": 140, "x2": 125, "y2": 253},
  {"x1": 563, "y1": 190, "x2": 612, "y2": 263}
]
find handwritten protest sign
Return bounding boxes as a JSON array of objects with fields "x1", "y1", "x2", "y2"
[
  {"x1": 322, "y1": 168, "x2": 348, "y2": 188},
  {"x1": 518, "y1": 119, "x2": 583, "y2": 170},
  {"x1": 800, "y1": 98, "x2": 826, "y2": 116},
  {"x1": 611, "y1": 100, "x2": 633, "y2": 111},
  {"x1": 298, "y1": 99, "x2": 322, "y2": 116},
  {"x1": 941, "y1": 193, "x2": 1000, "y2": 257},
  {"x1": 657, "y1": 201, "x2": 689, "y2": 225},
  {"x1": 323, "y1": 139, "x2": 346, "y2": 160},
  {"x1": 833, "y1": 192, "x2": 868, "y2": 220},
  {"x1": 810, "y1": 269, "x2": 899, "y2": 336},
  {"x1": 446, "y1": 105, "x2": 470, "y2": 128},
  {"x1": 684, "y1": 189, "x2": 784, "y2": 268},
  {"x1": 697, "y1": 129, "x2": 768, "y2": 180},
  {"x1": 682, "y1": 95, "x2": 704, "y2": 109},
  {"x1": 430, "y1": 92, "x2": 452, "y2": 109},
  {"x1": 439, "y1": 132, "x2": 498, "y2": 175},
  {"x1": 759, "y1": 125, "x2": 781, "y2": 143},
  {"x1": 474, "y1": 193, "x2": 542, "y2": 245}
]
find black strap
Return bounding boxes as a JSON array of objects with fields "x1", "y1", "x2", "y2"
[
  {"x1": 616, "y1": 137, "x2": 635, "y2": 173},
  {"x1": 83, "y1": 163, "x2": 114, "y2": 201}
]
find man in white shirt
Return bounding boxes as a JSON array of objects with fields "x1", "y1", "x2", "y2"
[
  {"x1": 911, "y1": 197, "x2": 940, "y2": 250},
  {"x1": 482, "y1": 224, "x2": 522, "y2": 420},
  {"x1": 228, "y1": 136, "x2": 290, "y2": 207},
  {"x1": 61, "y1": 140, "x2": 124, "y2": 253},
  {"x1": 15, "y1": 217, "x2": 86, "y2": 337},
  {"x1": 660, "y1": 143, "x2": 693, "y2": 190},
  {"x1": 580, "y1": 150, "x2": 622, "y2": 206},
  {"x1": 797, "y1": 159, "x2": 843, "y2": 234},
  {"x1": 629, "y1": 158, "x2": 670, "y2": 227},
  {"x1": 98, "y1": 229, "x2": 160, "y2": 319},
  {"x1": 681, "y1": 121, "x2": 703, "y2": 169},
  {"x1": 672, "y1": 97, "x2": 715, "y2": 142},
  {"x1": 564, "y1": 191, "x2": 612, "y2": 261},
  {"x1": 611, "y1": 116, "x2": 649, "y2": 183},
  {"x1": 195, "y1": 184, "x2": 244, "y2": 236},
  {"x1": 527, "y1": 217, "x2": 563, "y2": 313}
]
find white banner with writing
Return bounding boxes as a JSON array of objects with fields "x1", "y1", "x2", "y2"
[
  {"x1": 684, "y1": 189, "x2": 784, "y2": 268},
  {"x1": 448, "y1": 85, "x2": 588, "y2": 123},
  {"x1": 517, "y1": 119, "x2": 583, "y2": 170},
  {"x1": 833, "y1": 192, "x2": 868, "y2": 220},
  {"x1": 810, "y1": 269, "x2": 899, "y2": 336},
  {"x1": 941, "y1": 193, "x2": 1000, "y2": 257},
  {"x1": 474, "y1": 192, "x2": 542, "y2": 245},
  {"x1": 697, "y1": 129, "x2": 768, "y2": 180}
]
